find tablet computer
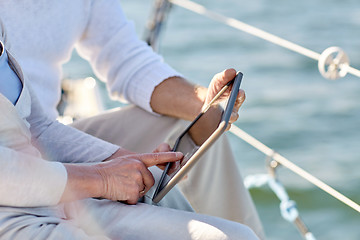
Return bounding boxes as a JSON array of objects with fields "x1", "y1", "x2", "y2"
[{"x1": 152, "y1": 72, "x2": 243, "y2": 203}]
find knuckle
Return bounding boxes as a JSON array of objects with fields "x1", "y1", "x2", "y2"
[
  {"x1": 127, "y1": 197, "x2": 138, "y2": 205},
  {"x1": 153, "y1": 153, "x2": 160, "y2": 162},
  {"x1": 131, "y1": 187, "x2": 140, "y2": 195},
  {"x1": 157, "y1": 143, "x2": 170, "y2": 152},
  {"x1": 133, "y1": 172, "x2": 143, "y2": 183},
  {"x1": 127, "y1": 188, "x2": 139, "y2": 201},
  {"x1": 132, "y1": 160, "x2": 144, "y2": 170}
]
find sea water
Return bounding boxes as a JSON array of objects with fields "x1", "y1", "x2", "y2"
[{"x1": 62, "y1": 0, "x2": 360, "y2": 239}]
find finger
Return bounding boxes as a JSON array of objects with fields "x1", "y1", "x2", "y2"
[
  {"x1": 126, "y1": 196, "x2": 139, "y2": 205},
  {"x1": 224, "y1": 68, "x2": 237, "y2": 81},
  {"x1": 124, "y1": 178, "x2": 144, "y2": 205},
  {"x1": 205, "y1": 69, "x2": 237, "y2": 104},
  {"x1": 153, "y1": 143, "x2": 172, "y2": 153},
  {"x1": 229, "y1": 89, "x2": 245, "y2": 124},
  {"x1": 138, "y1": 167, "x2": 155, "y2": 195},
  {"x1": 229, "y1": 111, "x2": 239, "y2": 124},
  {"x1": 136, "y1": 180, "x2": 145, "y2": 196},
  {"x1": 213, "y1": 68, "x2": 237, "y2": 87},
  {"x1": 225, "y1": 122, "x2": 232, "y2": 132},
  {"x1": 233, "y1": 89, "x2": 246, "y2": 111},
  {"x1": 127, "y1": 159, "x2": 155, "y2": 196},
  {"x1": 136, "y1": 152, "x2": 184, "y2": 168}
]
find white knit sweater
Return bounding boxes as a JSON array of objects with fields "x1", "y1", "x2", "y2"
[{"x1": 0, "y1": 0, "x2": 180, "y2": 119}]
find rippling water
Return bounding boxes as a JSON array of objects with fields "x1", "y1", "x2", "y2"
[{"x1": 63, "y1": 0, "x2": 360, "y2": 239}]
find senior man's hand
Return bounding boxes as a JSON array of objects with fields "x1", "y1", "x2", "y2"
[
  {"x1": 203, "y1": 69, "x2": 245, "y2": 124},
  {"x1": 150, "y1": 68, "x2": 245, "y2": 145},
  {"x1": 190, "y1": 69, "x2": 246, "y2": 145}
]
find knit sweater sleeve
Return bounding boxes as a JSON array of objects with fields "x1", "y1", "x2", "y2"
[
  {"x1": 0, "y1": 146, "x2": 67, "y2": 207},
  {"x1": 75, "y1": 0, "x2": 182, "y2": 113},
  {"x1": 27, "y1": 84, "x2": 119, "y2": 164}
]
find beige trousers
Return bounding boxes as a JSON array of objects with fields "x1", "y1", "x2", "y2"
[
  {"x1": 0, "y1": 199, "x2": 259, "y2": 240},
  {"x1": 71, "y1": 105, "x2": 265, "y2": 239}
]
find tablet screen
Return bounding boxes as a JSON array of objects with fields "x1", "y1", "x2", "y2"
[{"x1": 161, "y1": 105, "x2": 223, "y2": 186}]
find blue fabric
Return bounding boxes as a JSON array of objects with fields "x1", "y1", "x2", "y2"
[{"x1": 0, "y1": 42, "x2": 22, "y2": 105}]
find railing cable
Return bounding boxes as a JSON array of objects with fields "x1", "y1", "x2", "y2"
[
  {"x1": 168, "y1": 0, "x2": 360, "y2": 80},
  {"x1": 230, "y1": 125, "x2": 360, "y2": 214}
]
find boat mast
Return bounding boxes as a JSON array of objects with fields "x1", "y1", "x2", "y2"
[{"x1": 144, "y1": 0, "x2": 173, "y2": 52}]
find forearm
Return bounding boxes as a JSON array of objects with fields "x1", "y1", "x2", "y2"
[
  {"x1": 150, "y1": 69, "x2": 241, "y2": 145},
  {"x1": 150, "y1": 76, "x2": 208, "y2": 121},
  {"x1": 60, "y1": 164, "x2": 103, "y2": 203}
]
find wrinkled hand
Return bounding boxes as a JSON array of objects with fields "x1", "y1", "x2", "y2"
[
  {"x1": 95, "y1": 150, "x2": 183, "y2": 204},
  {"x1": 204, "y1": 68, "x2": 245, "y2": 124}
]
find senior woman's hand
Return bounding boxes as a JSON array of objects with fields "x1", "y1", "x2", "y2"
[
  {"x1": 60, "y1": 150, "x2": 183, "y2": 205},
  {"x1": 94, "y1": 151, "x2": 183, "y2": 204}
]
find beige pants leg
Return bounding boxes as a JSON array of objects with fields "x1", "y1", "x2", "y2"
[
  {"x1": 66, "y1": 198, "x2": 259, "y2": 240},
  {"x1": 71, "y1": 105, "x2": 265, "y2": 239},
  {"x1": 0, "y1": 199, "x2": 259, "y2": 240}
]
